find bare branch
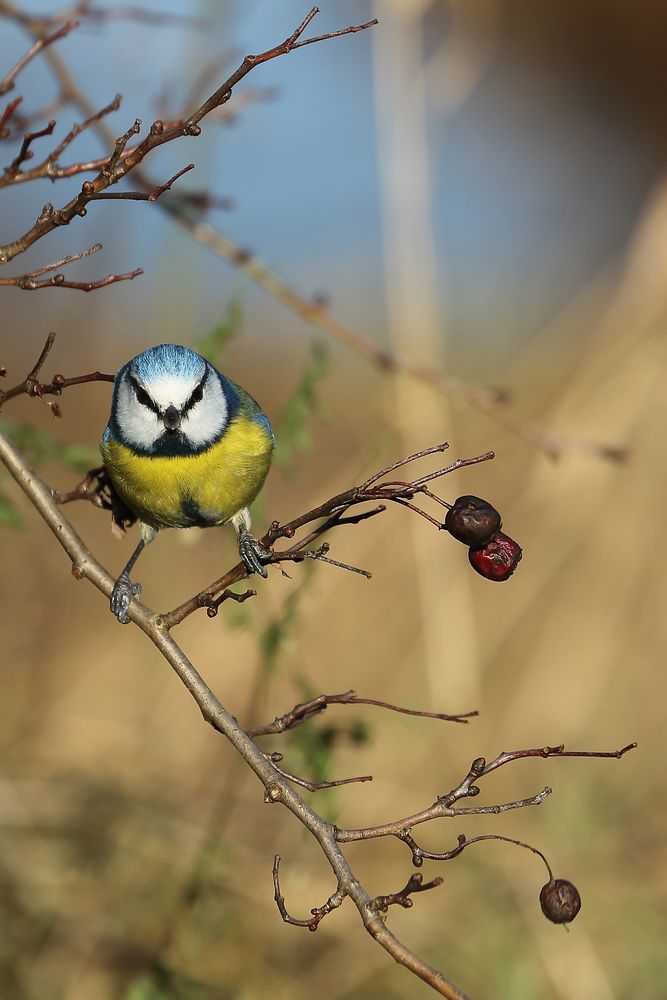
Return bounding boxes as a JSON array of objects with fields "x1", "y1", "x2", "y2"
[
  {"x1": 336, "y1": 743, "x2": 637, "y2": 847},
  {"x1": 159, "y1": 217, "x2": 628, "y2": 463},
  {"x1": 162, "y1": 446, "x2": 496, "y2": 627},
  {"x1": 404, "y1": 832, "x2": 555, "y2": 880},
  {"x1": 374, "y1": 872, "x2": 444, "y2": 913},
  {"x1": 0, "y1": 8, "x2": 378, "y2": 266},
  {"x1": 0, "y1": 337, "x2": 636, "y2": 1000},
  {"x1": 52, "y1": 465, "x2": 113, "y2": 510},
  {"x1": 0, "y1": 95, "x2": 125, "y2": 185},
  {"x1": 265, "y1": 751, "x2": 372, "y2": 793},
  {"x1": 273, "y1": 855, "x2": 347, "y2": 931},
  {"x1": 248, "y1": 690, "x2": 477, "y2": 738},
  {"x1": 0, "y1": 242, "x2": 142, "y2": 291},
  {"x1": 36, "y1": 93, "x2": 122, "y2": 172},
  {"x1": 0, "y1": 420, "x2": 474, "y2": 1000},
  {"x1": 0, "y1": 19, "x2": 77, "y2": 97},
  {"x1": 1, "y1": 6, "x2": 622, "y2": 462},
  {"x1": 0, "y1": 331, "x2": 114, "y2": 410},
  {"x1": 89, "y1": 162, "x2": 195, "y2": 201},
  {"x1": 64, "y1": 3, "x2": 210, "y2": 29},
  {"x1": 4, "y1": 118, "x2": 56, "y2": 176},
  {"x1": 0, "y1": 95, "x2": 22, "y2": 138}
]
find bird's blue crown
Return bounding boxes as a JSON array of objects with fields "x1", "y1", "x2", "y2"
[{"x1": 129, "y1": 344, "x2": 207, "y2": 384}]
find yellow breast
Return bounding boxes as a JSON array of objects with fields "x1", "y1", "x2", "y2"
[{"x1": 100, "y1": 416, "x2": 273, "y2": 529}]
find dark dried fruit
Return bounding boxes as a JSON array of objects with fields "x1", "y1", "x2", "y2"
[
  {"x1": 445, "y1": 495, "x2": 501, "y2": 548},
  {"x1": 468, "y1": 531, "x2": 522, "y2": 581},
  {"x1": 539, "y1": 879, "x2": 581, "y2": 924}
]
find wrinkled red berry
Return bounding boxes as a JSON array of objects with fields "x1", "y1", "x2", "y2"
[
  {"x1": 539, "y1": 879, "x2": 581, "y2": 924},
  {"x1": 445, "y1": 495, "x2": 501, "y2": 548},
  {"x1": 468, "y1": 531, "x2": 522, "y2": 581}
]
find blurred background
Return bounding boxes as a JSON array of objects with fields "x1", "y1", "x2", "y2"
[{"x1": 1, "y1": 1, "x2": 666, "y2": 998}]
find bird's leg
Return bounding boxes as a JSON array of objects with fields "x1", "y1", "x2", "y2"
[
  {"x1": 110, "y1": 525, "x2": 156, "y2": 623},
  {"x1": 231, "y1": 508, "x2": 271, "y2": 579}
]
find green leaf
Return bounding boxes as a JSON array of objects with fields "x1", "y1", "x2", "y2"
[
  {"x1": 194, "y1": 298, "x2": 243, "y2": 364},
  {"x1": 274, "y1": 342, "x2": 328, "y2": 470}
]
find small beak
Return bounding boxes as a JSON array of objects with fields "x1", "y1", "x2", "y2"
[{"x1": 163, "y1": 404, "x2": 181, "y2": 432}]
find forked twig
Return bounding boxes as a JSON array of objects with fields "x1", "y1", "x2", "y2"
[{"x1": 248, "y1": 689, "x2": 477, "y2": 737}]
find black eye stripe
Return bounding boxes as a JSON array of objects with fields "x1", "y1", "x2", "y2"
[
  {"x1": 130, "y1": 377, "x2": 159, "y2": 413},
  {"x1": 128, "y1": 370, "x2": 207, "y2": 416},
  {"x1": 183, "y1": 373, "x2": 207, "y2": 414},
  {"x1": 189, "y1": 383, "x2": 203, "y2": 406}
]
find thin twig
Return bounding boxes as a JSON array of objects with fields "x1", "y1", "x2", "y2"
[
  {"x1": 0, "y1": 332, "x2": 114, "y2": 410},
  {"x1": 0, "y1": 95, "x2": 22, "y2": 138},
  {"x1": 248, "y1": 690, "x2": 477, "y2": 738},
  {"x1": 90, "y1": 162, "x2": 195, "y2": 200},
  {"x1": 0, "y1": 339, "x2": 636, "y2": 1000},
  {"x1": 266, "y1": 751, "x2": 372, "y2": 793},
  {"x1": 2, "y1": 6, "x2": 625, "y2": 462},
  {"x1": 162, "y1": 448, "x2": 496, "y2": 628},
  {"x1": 0, "y1": 8, "x2": 378, "y2": 265},
  {"x1": 4, "y1": 118, "x2": 56, "y2": 176},
  {"x1": 0, "y1": 19, "x2": 76, "y2": 97},
  {"x1": 336, "y1": 743, "x2": 637, "y2": 846},
  {"x1": 0, "y1": 242, "x2": 142, "y2": 290},
  {"x1": 374, "y1": 873, "x2": 444, "y2": 913},
  {"x1": 410, "y1": 832, "x2": 555, "y2": 880},
  {"x1": 0, "y1": 421, "x2": 472, "y2": 1000},
  {"x1": 272, "y1": 855, "x2": 347, "y2": 931}
]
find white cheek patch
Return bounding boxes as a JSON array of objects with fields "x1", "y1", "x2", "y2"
[
  {"x1": 182, "y1": 375, "x2": 228, "y2": 448},
  {"x1": 115, "y1": 377, "x2": 161, "y2": 449},
  {"x1": 115, "y1": 367, "x2": 228, "y2": 451}
]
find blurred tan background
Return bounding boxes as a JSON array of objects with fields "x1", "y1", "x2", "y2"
[{"x1": 1, "y1": 1, "x2": 666, "y2": 998}]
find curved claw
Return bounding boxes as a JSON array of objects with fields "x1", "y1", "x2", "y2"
[
  {"x1": 110, "y1": 573, "x2": 142, "y2": 624},
  {"x1": 237, "y1": 528, "x2": 271, "y2": 578}
]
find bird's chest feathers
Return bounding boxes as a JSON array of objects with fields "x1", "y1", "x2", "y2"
[{"x1": 101, "y1": 418, "x2": 272, "y2": 528}]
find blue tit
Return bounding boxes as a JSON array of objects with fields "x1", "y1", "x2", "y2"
[{"x1": 100, "y1": 343, "x2": 274, "y2": 623}]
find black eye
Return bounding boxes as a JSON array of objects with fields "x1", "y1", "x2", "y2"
[
  {"x1": 135, "y1": 386, "x2": 151, "y2": 407},
  {"x1": 189, "y1": 383, "x2": 204, "y2": 406}
]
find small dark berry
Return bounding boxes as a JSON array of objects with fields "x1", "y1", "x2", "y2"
[
  {"x1": 540, "y1": 878, "x2": 581, "y2": 924},
  {"x1": 468, "y1": 531, "x2": 522, "y2": 581},
  {"x1": 445, "y1": 495, "x2": 501, "y2": 548}
]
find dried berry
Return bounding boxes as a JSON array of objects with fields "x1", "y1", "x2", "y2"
[
  {"x1": 468, "y1": 531, "x2": 522, "y2": 581},
  {"x1": 539, "y1": 879, "x2": 581, "y2": 924},
  {"x1": 445, "y1": 495, "x2": 501, "y2": 548}
]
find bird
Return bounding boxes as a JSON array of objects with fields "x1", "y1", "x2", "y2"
[{"x1": 99, "y1": 343, "x2": 274, "y2": 623}]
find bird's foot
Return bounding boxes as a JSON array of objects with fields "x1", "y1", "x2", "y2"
[
  {"x1": 110, "y1": 572, "x2": 142, "y2": 624},
  {"x1": 237, "y1": 528, "x2": 271, "y2": 578}
]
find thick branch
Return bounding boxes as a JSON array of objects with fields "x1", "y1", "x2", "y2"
[{"x1": 0, "y1": 424, "x2": 471, "y2": 1000}]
